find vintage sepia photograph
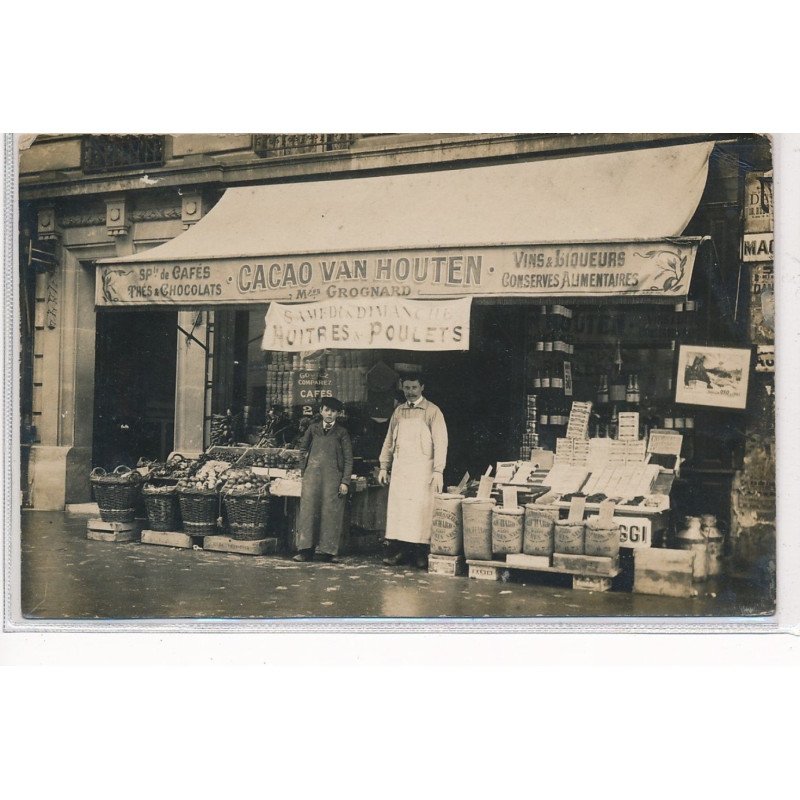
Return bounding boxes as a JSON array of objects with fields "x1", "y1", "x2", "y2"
[{"x1": 12, "y1": 132, "x2": 778, "y2": 625}]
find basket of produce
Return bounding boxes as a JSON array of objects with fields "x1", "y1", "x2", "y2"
[
  {"x1": 221, "y1": 469, "x2": 272, "y2": 540},
  {"x1": 176, "y1": 460, "x2": 230, "y2": 535},
  {"x1": 142, "y1": 483, "x2": 181, "y2": 531},
  {"x1": 145, "y1": 453, "x2": 196, "y2": 486},
  {"x1": 90, "y1": 465, "x2": 143, "y2": 523}
]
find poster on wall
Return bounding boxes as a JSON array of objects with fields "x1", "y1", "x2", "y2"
[
  {"x1": 756, "y1": 345, "x2": 775, "y2": 373},
  {"x1": 750, "y1": 264, "x2": 775, "y2": 344},
  {"x1": 674, "y1": 345, "x2": 752, "y2": 410},
  {"x1": 743, "y1": 171, "x2": 773, "y2": 234}
]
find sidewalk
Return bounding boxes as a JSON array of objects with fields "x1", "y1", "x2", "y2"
[{"x1": 18, "y1": 511, "x2": 775, "y2": 621}]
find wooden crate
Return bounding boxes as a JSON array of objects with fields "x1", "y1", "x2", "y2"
[
  {"x1": 466, "y1": 560, "x2": 510, "y2": 581},
  {"x1": 140, "y1": 529, "x2": 195, "y2": 549},
  {"x1": 202, "y1": 536, "x2": 279, "y2": 556},
  {"x1": 467, "y1": 553, "x2": 620, "y2": 591},
  {"x1": 428, "y1": 554, "x2": 466, "y2": 577},
  {"x1": 86, "y1": 519, "x2": 140, "y2": 543},
  {"x1": 633, "y1": 548, "x2": 699, "y2": 598},
  {"x1": 552, "y1": 553, "x2": 620, "y2": 577},
  {"x1": 505, "y1": 553, "x2": 552, "y2": 570}
]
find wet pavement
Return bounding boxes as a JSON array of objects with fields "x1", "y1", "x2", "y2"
[{"x1": 19, "y1": 511, "x2": 775, "y2": 621}]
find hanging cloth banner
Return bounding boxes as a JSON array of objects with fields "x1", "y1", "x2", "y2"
[{"x1": 261, "y1": 296, "x2": 472, "y2": 351}]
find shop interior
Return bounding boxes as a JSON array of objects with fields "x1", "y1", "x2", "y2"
[{"x1": 210, "y1": 303, "x2": 527, "y2": 486}]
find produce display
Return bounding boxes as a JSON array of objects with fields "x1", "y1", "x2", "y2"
[
  {"x1": 220, "y1": 468, "x2": 273, "y2": 540},
  {"x1": 205, "y1": 446, "x2": 248, "y2": 463},
  {"x1": 236, "y1": 449, "x2": 305, "y2": 470},
  {"x1": 221, "y1": 468, "x2": 271, "y2": 495},
  {"x1": 145, "y1": 455, "x2": 196, "y2": 482},
  {"x1": 210, "y1": 412, "x2": 238, "y2": 446},
  {"x1": 177, "y1": 460, "x2": 230, "y2": 492}
]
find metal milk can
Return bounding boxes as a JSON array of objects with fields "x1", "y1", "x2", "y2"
[
  {"x1": 701, "y1": 514, "x2": 724, "y2": 577},
  {"x1": 676, "y1": 516, "x2": 708, "y2": 580}
]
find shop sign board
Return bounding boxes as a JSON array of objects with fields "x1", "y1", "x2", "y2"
[
  {"x1": 616, "y1": 517, "x2": 653, "y2": 548},
  {"x1": 290, "y1": 369, "x2": 338, "y2": 404},
  {"x1": 96, "y1": 239, "x2": 703, "y2": 307},
  {"x1": 742, "y1": 232, "x2": 774, "y2": 262},
  {"x1": 261, "y1": 296, "x2": 472, "y2": 352}
]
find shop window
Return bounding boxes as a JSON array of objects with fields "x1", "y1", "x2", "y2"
[
  {"x1": 82, "y1": 135, "x2": 166, "y2": 174},
  {"x1": 211, "y1": 305, "x2": 513, "y2": 482},
  {"x1": 253, "y1": 305, "x2": 518, "y2": 481}
]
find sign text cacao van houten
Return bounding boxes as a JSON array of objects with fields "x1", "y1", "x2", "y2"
[{"x1": 96, "y1": 240, "x2": 703, "y2": 306}]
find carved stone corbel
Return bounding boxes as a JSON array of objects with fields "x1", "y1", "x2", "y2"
[
  {"x1": 105, "y1": 196, "x2": 130, "y2": 237},
  {"x1": 181, "y1": 191, "x2": 208, "y2": 228},
  {"x1": 37, "y1": 206, "x2": 61, "y2": 242}
]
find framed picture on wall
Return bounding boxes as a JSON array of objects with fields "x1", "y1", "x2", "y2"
[{"x1": 675, "y1": 344, "x2": 752, "y2": 410}]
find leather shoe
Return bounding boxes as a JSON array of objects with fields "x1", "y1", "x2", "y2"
[
  {"x1": 292, "y1": 550, "x2": 312, "y2": 562},
  {"x1": 382, "y1": 550, "x2": 407, "y2": 566},
  {"x1": 316, "y1": 552, "x2": 338, "y2": 563}
]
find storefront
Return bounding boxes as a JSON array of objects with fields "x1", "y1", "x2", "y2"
[
  {"x1": 20, "y1": 133, "x2": 775, "y2": 594},
  {"x1": 88, "y1": 143, "x2": 736, "y2": 540}
]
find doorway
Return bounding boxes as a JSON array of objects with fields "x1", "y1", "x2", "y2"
[
  {"x1": 92, "y1": 309, "x2": 178, "y2": 469},
  {"x1": 427, "y1": 303, "x2": 525, "y2": 484}
]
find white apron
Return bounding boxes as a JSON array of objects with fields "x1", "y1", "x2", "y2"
[{"x1": 385, "y1": 412, "x2": 435, "y2": 544}]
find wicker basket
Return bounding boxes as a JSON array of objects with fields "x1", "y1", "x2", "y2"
[
  {"x1": 90, "y1": 466, "x2": 143, "y2": 523},
  {"x1": 142, "y1": 484, "x2": 181, "y2": 531},
  {"x1": 222, "y1": 490, "x2": 271, "y2": 540},
  {"x1": 177, "y1": 488, "x2": 221, "y2": 535}
]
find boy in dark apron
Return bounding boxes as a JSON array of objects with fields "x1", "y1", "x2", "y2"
[{"x1": 293, "y1": 397, "x2": 353, "y2": 563}]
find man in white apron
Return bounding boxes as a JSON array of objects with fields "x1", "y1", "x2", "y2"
[{"x1": 378, "y1": 376, "x2": 448, "y2": 568}]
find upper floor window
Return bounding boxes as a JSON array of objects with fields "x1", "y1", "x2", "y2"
[{"x1": 82, "y1": 135, "x2": 166, "y2": 174}]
